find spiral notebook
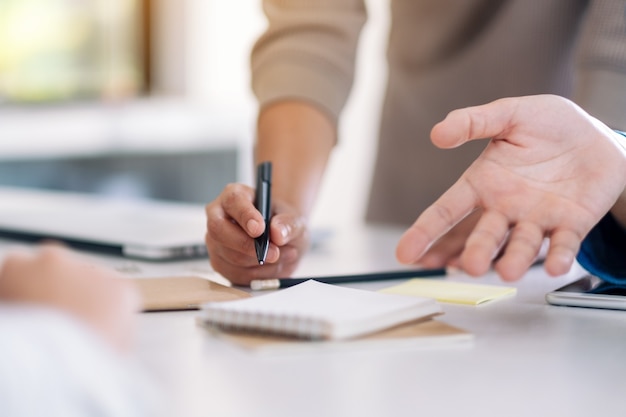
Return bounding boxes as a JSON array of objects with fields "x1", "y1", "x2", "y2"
[
  {"x1": 200, "y1": 280, "x2": 443, "y2": 340},
  {"x1": 200, "y1": 316, "x2": 472, "y2": 355}
]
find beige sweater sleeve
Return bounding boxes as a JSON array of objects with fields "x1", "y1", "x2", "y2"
[
  {"x1": 251, "y1": 0, "x2": 367, "y2": 124},
  {"x1": 574, "y1": 0, "x2": 626, "y2": 130}
]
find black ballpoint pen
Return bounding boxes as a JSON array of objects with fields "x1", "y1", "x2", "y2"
[
  {"x1": 254, "y1": 161, "x2": 272, "y2": 265},
  {"x1": 249, "y1": 267, "x2": 447, "y2": 290}
]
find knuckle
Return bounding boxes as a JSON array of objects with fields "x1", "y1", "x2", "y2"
[
  {"x1": 512, "y1": 223, "x2": 543, "y2": 246},
  {"x1": 430, "y1": 203, "x2": 457, "y2": 231},
  {"x1": 206, "y1": 215, "x2": 226, "y2": 239},
  {"x1": 38, "y1": 245, "x2": 67, "y2": 265},
  {"x1": 471, "y1": 228, "x2": 501, "y2": 245},
  {"x1": 222, "y1": 184, "x2": 249, "y2": 207}
]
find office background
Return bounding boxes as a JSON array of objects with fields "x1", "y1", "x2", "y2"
[{"x1": 0, "y1": 0, "x2": 389, "y2": 230}]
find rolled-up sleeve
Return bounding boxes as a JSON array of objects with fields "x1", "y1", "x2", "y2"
[
  {"x1": 251, "y1": 0, "x2": 367, "y2": 124},
  {"x1": 0, "y1": 306, "x2": 160, "y2": 417},
  {"x1": 573, "y1": 0, "x2": 626, "y2": 130}
]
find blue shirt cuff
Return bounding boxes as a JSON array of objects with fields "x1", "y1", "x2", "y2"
[{"x1": 576, "y1": 213, "x2": 626, "y2": 284}]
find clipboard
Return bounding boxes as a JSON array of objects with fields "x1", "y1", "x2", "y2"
[{"x1": 130, "y1": 276, "x2": 250, "y2": 311}]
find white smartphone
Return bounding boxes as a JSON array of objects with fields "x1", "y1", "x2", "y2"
[{"x1": 546, "y1": 275, "x2": 626, "y2": 311}]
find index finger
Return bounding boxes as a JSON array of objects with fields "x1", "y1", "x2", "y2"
[
  {"x1": 215, "y1": 183, "x2": 266, "y2": 238},
  {"x1": 396, "y1": 179, "x2": 478, "y2": 264}
]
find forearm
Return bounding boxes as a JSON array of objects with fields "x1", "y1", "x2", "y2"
[
  {"x1": 256, "y1": 101, "x2": 336, "y2": 219},
  {"x1": 250, "y1": 1, "x2": 366, "y2": 221}
]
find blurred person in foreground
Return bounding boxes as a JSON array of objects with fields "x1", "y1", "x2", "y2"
[{"x1": 0, "y1": 245, "x2": 159, "y2": 417}]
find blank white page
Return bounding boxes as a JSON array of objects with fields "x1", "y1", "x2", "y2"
[{"x1": 201, "y1": 280, "x2": 441, "y2": 340}]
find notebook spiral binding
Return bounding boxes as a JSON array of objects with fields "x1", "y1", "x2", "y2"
[{"x1": 201, "y1": 309, "x2": 328, "y2": 340}]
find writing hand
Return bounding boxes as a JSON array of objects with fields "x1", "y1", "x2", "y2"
[{"x1": 205, "y1": 183, "x2": 310, "y2": 285}]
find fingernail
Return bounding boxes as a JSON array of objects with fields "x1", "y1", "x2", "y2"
[
  {"x1": 247, "y1": 219, "x2": 259, "y2": 234},
  {"x1": 280, "y1": 224, "x2": 289, "y2": 239}
]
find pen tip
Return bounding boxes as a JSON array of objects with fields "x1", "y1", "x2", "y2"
[{"x1": 259, "y1": 260, "x2": 264, "y2": 265}]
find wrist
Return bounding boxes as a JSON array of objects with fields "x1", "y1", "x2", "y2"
[
  {"x1": 611, "y1": 191, "x2": 626, "y2": 231},
  {"x1": 609, "y1": 130, "x2": 626, "y2": 229}
]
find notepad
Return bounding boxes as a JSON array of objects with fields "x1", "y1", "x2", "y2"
[
  {"x1": 200, "y1": 280, "x2": 442, "y2": 340},
  {"x1": 200, "y1": 317, "x2": 473, "y2": 355},
  {"x1": 380, "y1": 279, "x2": 516, "y2": 305}
]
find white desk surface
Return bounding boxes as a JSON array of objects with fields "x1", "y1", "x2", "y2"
[{"x1": 2, "y1": 225, "x2": 625, "y2": 417}]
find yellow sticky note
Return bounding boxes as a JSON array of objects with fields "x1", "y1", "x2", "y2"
[{"x1": 380, "y1": 279, "x2": 516, "y2": 305}]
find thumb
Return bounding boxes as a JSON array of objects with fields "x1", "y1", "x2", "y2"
[
  {"x1": 269, "y1": 209, "x2": 308, "y2": 247},
  {"x1": 431, "y1": 97, "x2": 520, "y2": 149}
]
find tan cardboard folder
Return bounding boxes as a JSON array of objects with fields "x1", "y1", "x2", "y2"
[{"x1": 131, "y1": 276, "x2": 250, "y2": 311}]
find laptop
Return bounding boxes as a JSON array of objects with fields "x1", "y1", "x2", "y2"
[{"x1": 0, "y1": 186, "x2": 208, "y2": 260}]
